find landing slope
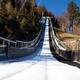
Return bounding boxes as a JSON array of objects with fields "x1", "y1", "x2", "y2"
[{"x1": 0, "y1": 19, "x2": 80, "y2": 80}]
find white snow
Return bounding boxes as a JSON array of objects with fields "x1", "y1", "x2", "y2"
[{"x1": 0, "y1": 19, "x2": 80, "y2": 80}]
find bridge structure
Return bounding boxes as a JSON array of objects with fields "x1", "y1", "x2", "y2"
[{"x1": 0, "y1": 17, "x2": 80, "y2": 80}]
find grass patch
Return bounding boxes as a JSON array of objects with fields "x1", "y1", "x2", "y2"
[
  {"x1": 54, "y1": 27, "x2": 80, "y2": 50},
  {"x1": 54, "y1": 27, "x2": 80, "y2": 42}
]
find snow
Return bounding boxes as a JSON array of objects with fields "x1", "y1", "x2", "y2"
[{"x1": 0, "y1": 19, "x2": 80, "y2": 80}]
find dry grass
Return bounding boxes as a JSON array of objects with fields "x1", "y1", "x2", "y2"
[
  {"x1": 54, "y1": 27, "x2": 80, "y2": 42},
  {"x1": 54, "y1": 27, "x2": 80, "y2": 50}
]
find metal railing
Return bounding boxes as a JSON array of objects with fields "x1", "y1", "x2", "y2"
[
  {"x1": 0, "y1": 37, "x2": 17, "y2": 47},
  {"x1": 49, "y1": 18, "x2": 80, "y2": 51},
  {"x1": 0, "y1": 23, "x2": 45, "y2": 49},
  {"x1": 16, "y1": 23, "x2": 45, "y2": 48}
]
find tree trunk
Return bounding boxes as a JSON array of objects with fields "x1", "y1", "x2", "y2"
[{"x1": 70, "y1": 20, "x2": 73, "y2": 33}]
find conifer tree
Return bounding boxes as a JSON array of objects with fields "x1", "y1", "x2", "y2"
[{"x1": 67, "y1": 1, "x2": 79, "y2": 32}]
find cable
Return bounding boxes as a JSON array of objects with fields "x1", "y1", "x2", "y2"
[
  {"x1": 18, "y1": 0, "x2": 26, "y2": 15},
  {"x1": 18, "y1": 0, "x2": 43, "y2": 15},
  {"x1": 38, "y1": 0, "x2": 42, "y2": 6}
]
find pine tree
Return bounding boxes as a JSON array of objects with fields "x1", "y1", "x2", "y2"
[
  {"x1": 67, "y1": 1, "x2": 79, "y2": 32},
  {"x1": 41, "y1": 4, "x2": 46, "y2": 16}
]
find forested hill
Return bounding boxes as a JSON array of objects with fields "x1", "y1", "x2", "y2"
[{"x1": 0, "y1": 0, "x2": 55, "y2": 41}]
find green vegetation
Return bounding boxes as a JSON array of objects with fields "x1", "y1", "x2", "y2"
[
  {"x1": 0, "y1": 0, "x2": 55, "y2": 41},
  {"x1": 54, "y1": 27, "x2": 80, "y2": 50},
  {"x1": 67, "y1": 1, "x2": 79, "y2": 32},
  {"x1": 56, "y1": 1, "x2": 80, "y2": 36}
]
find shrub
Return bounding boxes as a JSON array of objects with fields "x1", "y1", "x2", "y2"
[
  {"x1": 5, "y1": 25, "x2": 13, "y2": 34},
  {"x1": 20, "y1": 19, "x2": 26, "y2": 30}
]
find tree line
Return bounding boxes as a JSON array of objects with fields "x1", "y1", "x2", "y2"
[
  {"x1": 0, "y1": 0, "x2": 54, "y2": 41},
  {"x1": 56, "y1": 1, "x2": 80, "y2": 34}
]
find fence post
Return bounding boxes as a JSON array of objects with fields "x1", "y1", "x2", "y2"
[
  {"x1": 75, "y1": 42, "x2": 77, "y2": 50},
  {"x1": 15, "y1": 43, "x2": 16, "y2": 47},
  {"x1": 71, "y1": 43, "x2": 72, "y2": 50},
  {"x1": 3, "y1": 40, "x2": 5, "y2": 45},
  {"x1": 73, "y1": 45, "x2": 74, "y2": 50},
  {"x1": 12, "y1": 43, "x2": 13, "y2": 47},
  {"x1": 78, "y1": 44, "x2": 79, "y2": 50},
  {"x1": 69, "y1": 44, "x2": 70, "y2": 50},
  {"x1": 79, "y1": 41, "x2": 80, "y2": 50},
  {"x1": 8, "y1": 42, "x2": 10, "y2": 47}
]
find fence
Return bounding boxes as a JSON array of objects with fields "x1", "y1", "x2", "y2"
[
  {"x1": 49, "y1": 17, "x2": 80, "y2": 62},
  {"x1": 16, "y1": 23, "x2": 45, "y2": 48},
  {"x1": 49, "y1": 18, "x2": 80, "y2": 51},
  {"x1": 0, "y1": 18, "x2": 45, "y2": 59},
  {"x1": 0, "y1": 23, "x2": 44, "y2": 49}
]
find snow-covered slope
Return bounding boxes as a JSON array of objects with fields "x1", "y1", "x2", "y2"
[{"x1": 0, "y1": 19, "x2": 80, "y2": 80}]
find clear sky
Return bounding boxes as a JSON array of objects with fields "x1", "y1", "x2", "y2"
[{"x1": 36, "y1": 0, "x2": 80, "y2": 16}]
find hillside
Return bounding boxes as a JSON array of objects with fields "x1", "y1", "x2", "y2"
[
  {"x1": 0, "y1": 0, "x2": 55, "y2": 41},
  {"x1": 54, "y1": 27, "x2": 80, "y2": 42}
]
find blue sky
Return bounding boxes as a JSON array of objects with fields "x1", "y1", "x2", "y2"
[{"x1": 36, "y1": 0, "x2": 80, "y2": 16}]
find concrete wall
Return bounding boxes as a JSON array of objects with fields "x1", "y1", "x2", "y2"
[
  {"x1": 7, "y1": 37, "x2": 41, "y2": 59},
  {"x1": 49, "y1": 27, "x2": 80, "y2": 63},
  {"x1": 7, "y1": 46, "x2": 36, "y2": 59},
  {"x1": 7, "y1": 25, "x2": 45, "y2": 59}
]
